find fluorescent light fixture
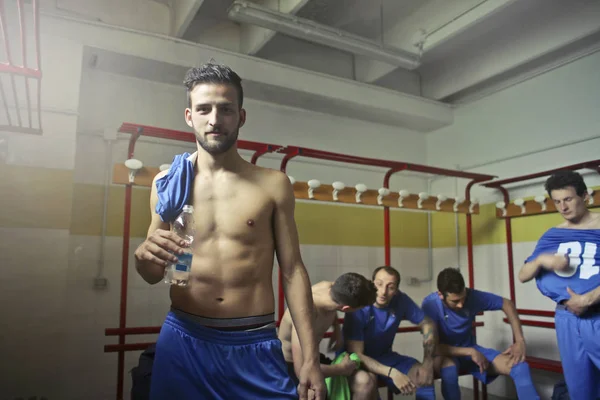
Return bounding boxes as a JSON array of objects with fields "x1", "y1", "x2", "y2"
[{"x1": 227, "y1": 0, "x2": 421, "y2": 70}]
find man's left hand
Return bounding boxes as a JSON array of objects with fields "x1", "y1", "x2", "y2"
[
  {"x1": 565, "y1": 287, "x2": 590, "y2": 316},
  {"x1": 502, "y1": 340, "x2": 526, "y2": 366},
  {"x1": 297, "y1": 361, "x2": 326, "y2": 400}
]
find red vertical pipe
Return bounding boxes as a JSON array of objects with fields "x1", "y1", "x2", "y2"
[
  {"x1": 17, "y1": 0, "x2": 32, "y2": 128},
  {"x1": 383, "y1": 207, "x2": 391, "y2": 265},
  {"x1": 465, "y1": 179, "x2": 479, "y2": 400},
  {"x1": 464, "y1": 180, "x2": 479, "y2": 290},
  {"x1": 466, "y1": 212, "x2": 475, "y2": 289},
  {"x1": 117, "y1": 184, "x2": 132, "y2": 400},
  {"x1": 33, "y1": 0, "x2": 42, "y2": 130},
  {"x1": 116, "y1": 128, "x2": 142, "y2": 400},
  {"x1": 382, "y1": 168, "x2": 406, "y2": 265},
  {"x1": 498, "y1": 187, "x2": 516, "y2": 305}
]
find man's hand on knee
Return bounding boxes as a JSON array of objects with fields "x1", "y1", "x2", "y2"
[{"x1": 390, "y1": 369, "x2": 417, "y2": 395}]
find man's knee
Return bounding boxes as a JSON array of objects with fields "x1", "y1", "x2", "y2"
[
  {"x1": 491, "y1": 354, "x2": 513, "y2": 376},
  {"x1": 351, "y1": 370, "x2": 377, "y2": 395},
  {"x1": 441, "y1": 357, "x2": 457, "y2": 369}
]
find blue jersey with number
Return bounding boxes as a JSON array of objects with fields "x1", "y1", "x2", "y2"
[{"x1": 525, "y1": 228, "x2": 600, "y2": 303}]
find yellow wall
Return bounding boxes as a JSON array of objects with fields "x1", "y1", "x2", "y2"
[{"x1": 2, "y1": 164, "x2": 596, "y2": 248}]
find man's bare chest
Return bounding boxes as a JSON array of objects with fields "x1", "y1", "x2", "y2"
[{"x1": 188, "y1": 177, "x2": 274, "y2": 240}]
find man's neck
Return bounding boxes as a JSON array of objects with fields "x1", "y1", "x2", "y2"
[
  {"x1": 564, "y1": 210, "x2": 596, "y2": 228},
  {"x1": 313, "y1": 284, "x2": 339, "y2": 312},
  {"x1": 195, "y1": 144, "x2": 243, "y2": 173}
]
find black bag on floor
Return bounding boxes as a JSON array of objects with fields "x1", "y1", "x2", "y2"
[
  {"x1": 551, "y1": 380, "x2": 570, "y2": 400},
  {"x1": 130, "y1": 344, "x2": 156, "y2": 400}
]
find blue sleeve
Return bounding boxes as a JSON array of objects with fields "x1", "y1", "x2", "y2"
[
  {"x1": 470, "y1": 289, "x2": 504, "y2": 312},
  {"x1": 342, "y1": 309, "x2": 366, "y2": 342},
  {"x1": 400, "y1": 294, "x2": 426, "y2": 325},
  {"x1": 421, "y1": 296, "x2": 439, "y2": 323},
  {"x1": 524, "y1": 230, "x2": 552, "y2": 263}
]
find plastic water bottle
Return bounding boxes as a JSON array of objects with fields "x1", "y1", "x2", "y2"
[{"x1": 164, "y1": 205, "x2": 195, "y2": 286}]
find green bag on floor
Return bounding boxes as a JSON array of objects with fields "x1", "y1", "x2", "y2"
[{"x1": 325, "y1": 352, "x2": 362, "y2": 400}]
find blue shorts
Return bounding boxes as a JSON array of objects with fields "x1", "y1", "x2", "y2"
[
  {"x1": 374, "y1": 351, "x2": 420, "y2": 393},
  {"x1": 150, "y1": 311, "x2": 298, "y2": 400},
  {"x1": 555, "y1": 304, "x2": 600, "y2": 400},
  {"x1": 454, "y1": 344, "x2": 501, "y2": 384}
]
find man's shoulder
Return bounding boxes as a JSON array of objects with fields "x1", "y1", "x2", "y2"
[
  {"x1": 247, "y1": 165, "x2": 290, "y2": 189},
  {"x1": 422, "y1": 292, "x2": 439, "y2": 307},
  {"x1": 152, "y1": 169, "x2": 169, "y2": 183},
  {"x1": 396, "y1": 291, "x2": 419, "y2": 305},
  {"x1": 468, "y1": 287, "x2": 494, "y2": 299},
  {"x1": 348, "y1": 304, "x2": 371, "y2": 320}
]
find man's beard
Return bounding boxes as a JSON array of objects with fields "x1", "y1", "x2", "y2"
[{"x1": 195, "y1": 128, "x2": 239, "y2": 155}]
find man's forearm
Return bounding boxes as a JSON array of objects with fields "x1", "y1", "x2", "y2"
[
  {"x1": 421, "y1": 319, "x2": 437, "y2": 363},
  {"x1": 438, "y1": 344, "x2": 473, "y2": 357},
  {"x1": 503, "y1": 299, "x2": 525, "y2": 342},
  {"x1": 283, "y1": 265, "x2": 319, "y2": 364},
  {"x1": 518, "y1": 259, "x2": 542, "y2": 283},
  {"x1": 355, "y1": 352, "x2": 394, "y2": 377}
]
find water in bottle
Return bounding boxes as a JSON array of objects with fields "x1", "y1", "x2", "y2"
[{"x1": 164, "y1": 205, "x2": 195, "y2": 286}]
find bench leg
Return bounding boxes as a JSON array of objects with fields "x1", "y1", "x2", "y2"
[
  {"x1": 473, "y1": 376, "x2": 479, "y2": 400},
  {"x1": 387, "y1": 386, "x2": 393, "y2": 400},
  {"x1": 482, "y1": 383, "x2": 488, "y2": 400}
]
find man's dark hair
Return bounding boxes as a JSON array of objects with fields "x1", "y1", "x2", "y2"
[
  {"x1": 437, "y1": 267, "x2": 465, "y2": 296},
  {"x1": 544, "y1": 170, "x2": 587, "y2": 198},
  {"x1": 183, "y1": 63, "x2": 244, "y2": 108},
  {"x1": 330, "y1": 273, "x2": 377, "y2": 308},
  {"x1": 371, "y1": 266, "x2": 401, "y2": 288}
]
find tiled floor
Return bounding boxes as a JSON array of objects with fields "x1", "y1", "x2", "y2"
[{"x1": 380, "y1": 386, "x2": 509, "y2": 399}]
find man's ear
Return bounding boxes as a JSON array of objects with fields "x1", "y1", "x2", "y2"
[
  {"x1": 437, "y1": 291, "x2": 444, "y2": 301},
  {"x1": 238, "y1": 108, "x2": 246, "y2": 129},
  {"x1": 185, "y1": 108, "x2": 193, "y2": 128}
]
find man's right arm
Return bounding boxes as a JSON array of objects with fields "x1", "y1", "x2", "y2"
[
  {"x1": 518, "y1": 253, "x2": 569, "y2": 283},
  {"x1": 291, "y1": 329, "x2": 356, "y2": 378},
  {"x1": 346, "y1": 340, "x2": 416, "y2": 395},
  {"x1": 518, "y1": 258, "x2": 543, "y2": 283},
  {"x1": 134, "y1": 173, "x2": 186, "y2": 284},
  {"x1": 345, "y1": 340, "x2": 393, "y2": 377}
]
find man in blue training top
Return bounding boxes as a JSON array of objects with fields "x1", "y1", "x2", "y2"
[
  {"x1": 343, "y1": 266, "x2": 437, "y2": 399},
  {"x1": 422, "y1": 267, "x2": 539, "y2": 400},
  {"x1": 518, "y1": 170, "x2": 600, "y2": 400}
]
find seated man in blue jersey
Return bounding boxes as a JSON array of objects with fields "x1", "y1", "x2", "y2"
[
  {"x1": 343, "y1": 266, "x2": 437, "y2": 399},
  {"x1": 518, "y1": 170, "x2": 600, "y2": 400},
  {"x1": 422, "y1": 267, "x2": 539, "y2": 400}
]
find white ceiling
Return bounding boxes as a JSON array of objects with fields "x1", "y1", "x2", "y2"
[
  {"x1": 179, "y1": 0, "x2": 600, "y2": 103},
  {"x1": 68, "y1": 0, "x2": 600, "y2": 130}
]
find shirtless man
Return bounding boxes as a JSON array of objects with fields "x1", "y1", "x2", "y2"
[
  {"x1": 134, "y1": 63, "x2": 325, "y2": 400},
  {"x1": 278, "y1": 272, "x2": 378, "y2": 399},
  {"x1": 518, "y1": 170, "x2": 600, "y2": 400}
]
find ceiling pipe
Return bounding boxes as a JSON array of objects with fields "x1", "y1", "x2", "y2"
[{"x1": 227, "y1": 0, "x2": 421, "y2": 70}]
